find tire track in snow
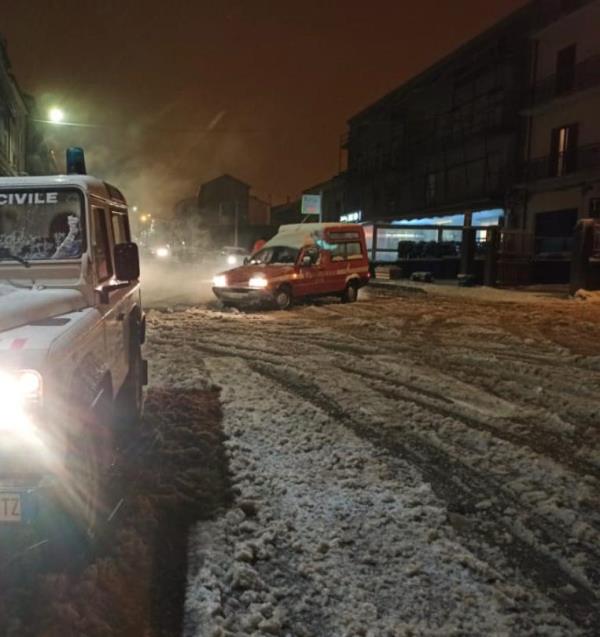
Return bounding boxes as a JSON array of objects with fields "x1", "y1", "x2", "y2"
[{"x1": 247, "y1": 359, "x2": 600, "y2": 633}]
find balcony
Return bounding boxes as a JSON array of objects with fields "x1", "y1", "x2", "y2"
[
  {"x1": 530, "y1": 54, "x2": 600, "y2": 107},
  {"x1": 522, "y1": 142, "x2": 600, "y2": 182}
]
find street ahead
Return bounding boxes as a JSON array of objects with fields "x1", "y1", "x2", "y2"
[{"x1": 147, "y1": 285, "x2": 600, "y2": 636}]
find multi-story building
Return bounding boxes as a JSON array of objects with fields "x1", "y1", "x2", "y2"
[
  {"x1": 194, "y1": 175, "x2": 276, "y2": 248},
  {"x1": 342, "y1": 5, "x2": 536, "y2": 233},
  {"x1": 0, "y1": 36, "x2": 28, "y2": 176},
  {"x1": 0, "y1": 37, "x2": 55, "y2": 176},
  {"x1": 516, "y1": 0, "x2": 600, "y2": 281}
]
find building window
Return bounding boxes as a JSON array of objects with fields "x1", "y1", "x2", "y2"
[
  {"x1": 556, "y1": 44, "x2": 576, "y2": 95},
  {"x1": 534, "y1": 209, "x2": 578, "y2": 254},
  {"x1": 550, "y1": 124, "x2": 578, "y2": 177}
]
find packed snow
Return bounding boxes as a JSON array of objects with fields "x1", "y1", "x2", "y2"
[{"x1": 145, "y1": 284, "x2": 600, "y2": 636}]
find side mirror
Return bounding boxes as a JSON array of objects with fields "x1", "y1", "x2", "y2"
[
  {"x1": 301, "y1": 255, "x2": 312, "y2": 267},
  {"x1": 243, "y1": 256, "x2": 250, "y2": 265},
  {"x1": 114, "y1": 242, "x2": 140, "y2": 281}
]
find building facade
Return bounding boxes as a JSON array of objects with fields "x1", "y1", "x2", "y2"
[
  {"x1": 0, "y1": 37, "x2": 28, "y2": 176},
  {"x1": 0, "y1": 36, "x2": 55, "y2": 176},
  {"x1": 342, "y1": 5, "x2": 536, "y2": 227},
  {"x1": 516, "y1": 0, "x2": 600, "y2": 281}
]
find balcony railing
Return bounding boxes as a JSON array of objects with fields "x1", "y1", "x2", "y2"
[
  {"x1": 531, "y1": 54, "x2": 600, "y2": 107},
  {"x1": 522, "y1": 142, "x2": 600, "y2": 181}
]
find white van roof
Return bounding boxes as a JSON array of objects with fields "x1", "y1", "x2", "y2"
[
  {"x1": 0, "y1": 175, "x2": 127, "y2": 205},
  {"x1": 267, "y1": 223, "x2": 361, "y2": 250}
]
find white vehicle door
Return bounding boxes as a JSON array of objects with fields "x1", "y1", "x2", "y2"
[
  {"x1": 109, "y1": 208, "x2": 138, "y2": 390},
  {"x1": 91, "y1": 205, "x2": 115, "y2": 384},
  {"x1": 110, "y1": 209, "x2": 138, "y2": 388},
  {"x1": 92, "y1": 206, "x2": 128, "y2": 394}
]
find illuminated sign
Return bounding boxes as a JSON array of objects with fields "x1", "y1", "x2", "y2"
[
  {"x1": 302, "y1": 194, "x2": 321, "y2": 216},
  {"x1": 340, "y1": 211, "x2": 362, "y2": 223}
]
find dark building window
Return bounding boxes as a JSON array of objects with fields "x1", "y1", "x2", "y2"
[
  {"x1": 534, "y1": 209, "x2": 578, "y2": 254},
  {"x1": 555, "y1": 44, "x2": 576, "y2": 95},
  {"x1": 550, "y1": 124, "x2": 578, "y2": 177}
]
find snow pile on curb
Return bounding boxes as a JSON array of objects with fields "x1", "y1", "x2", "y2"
[{"x1": 573, "y1": 289, "x2": 600, "y2": 302}]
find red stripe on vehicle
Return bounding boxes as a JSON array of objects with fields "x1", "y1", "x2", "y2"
[{"x1": 10, "y1": 339, "x2": 27, "y2": 350}]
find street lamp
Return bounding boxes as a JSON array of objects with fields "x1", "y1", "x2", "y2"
[{"x1": 48, "y1": 107, "x2": 65, "y2": 124}]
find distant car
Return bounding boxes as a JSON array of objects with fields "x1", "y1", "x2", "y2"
[
  {"x1": 152, "y1": 245, "x2": 172, "y2": 259},
  {"x1": 212, "y1": 223, "x2": 370, "y2": 310},
  {"x1": 219, "y1": 246, "x2": 250, "y2": 269}
]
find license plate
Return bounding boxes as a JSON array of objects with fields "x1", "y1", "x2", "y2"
[{"x1": 0, "y1": 494, "x2": 22, "y2": 522}]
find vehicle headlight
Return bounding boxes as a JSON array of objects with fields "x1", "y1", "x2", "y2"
[
  {"x1": 0, "y1": 370, "x2": 43, "y2": 432},
  {"x1": 227, "y1": 255, "x2": 237, "y2": 266},
  {"x1": 213, "y1": 274, "x2": 228, "y2": 288},
  {"x1": 156, "y1": 247, "x2": 170, "y2": 258},
  {"x1": 248, "y1": 276, "x2": 268, "y2": 289}
]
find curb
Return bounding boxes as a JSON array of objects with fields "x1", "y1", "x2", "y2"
[{"x1": 368, "y1": 280, "x2": 428, "y2": 295}]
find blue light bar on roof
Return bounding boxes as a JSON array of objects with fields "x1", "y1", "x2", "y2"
[{"x1": 66, "y1": 147, "x2": 86, "y2": 175}]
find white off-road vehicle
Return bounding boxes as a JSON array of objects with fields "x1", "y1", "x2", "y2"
[{"x1": 0, "y1": 151, "x2": 146, "y2": 537}]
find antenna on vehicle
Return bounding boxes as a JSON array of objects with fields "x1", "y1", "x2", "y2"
[{"x1": 66, "y1": 147, "x2": 87, "y2": 175}]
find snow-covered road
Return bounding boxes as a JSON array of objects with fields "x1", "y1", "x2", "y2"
[{"x1": 146, "y1": 287, "x2": 600, "y2": 636}]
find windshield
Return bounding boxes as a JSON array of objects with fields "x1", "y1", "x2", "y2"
[
  {"x1": 250, "y1": 245, "x2": 299, "y2": 265},
  {"x1": 0, "y1": 188, "x2": 85, "y2": 261}
]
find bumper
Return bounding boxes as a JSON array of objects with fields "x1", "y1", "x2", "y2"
[
  {"x1": 212, "y1": 287, "x2": 274, "y2": 306},
  {"x1": 0, "y1": 478, "x2": 55, "y2": 525}
]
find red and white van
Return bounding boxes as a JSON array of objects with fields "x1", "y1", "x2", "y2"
[{"x1": 212, "y1": 223, "x2": 370, "y2": 309}]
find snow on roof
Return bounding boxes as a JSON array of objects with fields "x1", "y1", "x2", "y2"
[{"x1": 266, "y1": 222, "x2": 361, "y2": 249}]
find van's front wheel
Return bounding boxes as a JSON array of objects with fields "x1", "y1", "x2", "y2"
[{"x1": 274, "y1": 286, "x2": 292, "y2": 310}]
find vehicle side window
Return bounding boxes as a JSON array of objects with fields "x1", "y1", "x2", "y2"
[
  {"x1": 93, "y1": 207, "x2": 113, "y2": 282},
  {"x1": 346, "y1": 242, "x2": 363, "y2": 259},
  {"x1": 303, "y1": 246, "x2": 319, "y2": 264},
  {"x1": 330, "y1": 243, "x2": 345, "y2": 261},
  {"x1": 111, "y1": 211, "x2": 130, "y2": 245}
]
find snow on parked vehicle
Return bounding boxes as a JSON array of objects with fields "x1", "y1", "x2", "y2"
[
  {"x1": 0, "y1": 148, "x2": 146, "y2": 539},
  {"x1": 212, "y1": 223, "x2": 370, "y2": 310}
]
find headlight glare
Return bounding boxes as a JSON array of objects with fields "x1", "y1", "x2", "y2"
[
  {"x1": 227, "y1": 255, "x2": 237, "y2": 266},
  {"x1": 248, "y1": 276, "x2": 268, "y2": 289},
  {"x1": 213, "y1": 274, "x2": 228, "y2": 287}
]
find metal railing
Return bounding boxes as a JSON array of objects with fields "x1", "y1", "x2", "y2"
[
  {"x1": 522, "y1": 142, "x2": 600, "y2": 182},
  {"x1": 531, "y1": 54, "x2": 600, "y2": 106}
]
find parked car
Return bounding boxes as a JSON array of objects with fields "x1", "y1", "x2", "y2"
[{"x1": 212, "y1": 223, "x2": 370, "y2": 309}]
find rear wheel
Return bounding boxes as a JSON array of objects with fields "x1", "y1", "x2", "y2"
[
  {"x1": 341, "y1": 281, "x2": 358, "y2": 303},
  {"x1": 274, "y1": 286, "x2": 292, "y2": 310}
]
